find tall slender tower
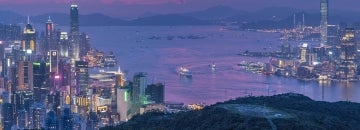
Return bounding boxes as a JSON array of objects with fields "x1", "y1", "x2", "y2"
[
  {"x1": 22, "y1": 17, "x2": 36, "y2": 56},
  {"x1": 70, "y1": 4, "x2": 80, "y2": 60},
  {"x1": 320, "y1": 0, "x2": 328, "y2": 47}
]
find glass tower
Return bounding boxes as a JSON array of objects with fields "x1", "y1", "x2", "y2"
[
  {"x1": 70, "y1": 4, "x2": 80, "y2": 60},
  {"x1": 320, "y1": 0, "x2": 328, "y2": 47}
]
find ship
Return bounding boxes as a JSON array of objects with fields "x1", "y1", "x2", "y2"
[
  {"x1": 177, "y1": 66, "x2": 192, "y2": 78},
  {"x1": 209, "y1": 63, "x2": 216, "y2": 71}
]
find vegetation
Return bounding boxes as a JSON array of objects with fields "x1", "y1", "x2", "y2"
[{"x1": 102, "y1": 93, "x2": 360, "y2": 130}]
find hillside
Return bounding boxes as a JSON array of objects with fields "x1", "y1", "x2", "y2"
[{"x1": 103, "y1": 93, "x2": 360, "y2": 130}]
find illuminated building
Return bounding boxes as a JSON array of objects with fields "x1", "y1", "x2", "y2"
[
  {"x1": 59, "y1": 32, "x2": 69, "y2": 58},
  {"x1": 320, "y1": 0, "x2": 328, "y2": 47},
  {"x1": 22, "y1": 17, "x2": 36, "y2": 56},
  {"x1": 17, "y1": 61, "x2": 33, "y2": 91},
  {"x1": 115, "y1": 66, "x2": 125, "y2": 87},
  {"x1": 116, "y1": 86, "x2": 130, "y2": 122},
  {"x1": 30, "y1": 102, "x2": 46, "y2": 129},
  {"x1": 49, "y1": 50, "x2": 58, "y2": 73},
  {"x1": 45, "y1": 16, "x2": 54, "y2": 55},
  {"x1": 70, "y1": 4, "x2": 80, "y2": 60},
  {"x1": 75, "y1": 61, "x2": 89, "y2": 96},
  {"x1": 337, "y1": 28, "x2": 356, "y2": 80},
  {"x1": 300, "y1": 43, "x2": 308, "y2": 63}
]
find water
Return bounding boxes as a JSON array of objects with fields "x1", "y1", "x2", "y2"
[{"x1": 80, "y1": 26, "x2": 360, "y2": 104}]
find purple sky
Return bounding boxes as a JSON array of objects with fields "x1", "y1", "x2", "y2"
[{"x1": 0, "y1": 0, "x2": 358, "y2": 18}]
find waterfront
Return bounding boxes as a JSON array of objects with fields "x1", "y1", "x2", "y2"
[{"x1": 81, "y1": 26, "x2": 360, "y2": 104}]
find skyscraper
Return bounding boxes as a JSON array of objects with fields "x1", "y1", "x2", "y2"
[
  {"x1": 70, "y1": 4, "x2": 80, "y2": 60},
  {"x1": 22, "y1": 18, "x2": 36, "y2": 56},
  {"x1": 45, "y1": 16, "x2": 54, "y2": 54},
  {"x1": 337, "y1": 28, "x2": 356, "y2": 80},
  {"x1": 59, "y1": 32, "x2": 69, "y2": 58},
  {"x1": 75, "y1": 61, "x2": 88, "y2": 96},
  {"x1": 320, "y1": 0, "x2": 328, "y2": 47},
  {"x1": 132, "y1": 73, "x2": 147, "y2": 103},
  {"x1": 33, "y1": 62, "x2": 50, "y2": 102}
]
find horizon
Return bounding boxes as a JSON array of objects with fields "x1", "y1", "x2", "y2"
[{"x1": 0, "y1": 0, "x2": 359, "y2": 19}]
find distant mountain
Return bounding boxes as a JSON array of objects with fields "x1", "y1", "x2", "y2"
[
  {"x1": 32, "y1": 13, "x2": 127, "y2": 26},
  {"x1": 129, "y1": 14, "x2": 210, "y2": 26},
  {"x1": 184, "y1": 5, "x2": 247, "y2": 20},
  {"x1": 0, "y1": 10, "x2": 25, "y2": 24}
]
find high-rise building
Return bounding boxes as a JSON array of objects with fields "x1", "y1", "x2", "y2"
[
  {"x1": 17, "y1": 61, "x2": 34, "y2": 91},
  {"x1": 60, "y1": 106, "x2": 73, "y2": 130},
  {"x1": 22, "y1": 18, "x2": 36, "y2": 56},
  {"x1": 146, "y1": 83, "x2": 164, "y2": 103},
  {"x1": 75, "y1": 61, "x2": 88, "y2": 96},
  {"x1": 49, "y1": 50, "x2": 58, "y2": 73},
  {"x1": 300, "y1": 43, "x2": 308, "y2": 63},
  {"x1": 79, "y1": 33, "x2": 90, "y2": 58},
  {"x1": 2, "y1": 103, "x2": 14, "y2": 130},
  {"x1": 327, "y1": 25, "x2": 339, "y2": 46},
  {"x1": 320, "y1": 0, "x2": 329, "y2": 47},
  {"x1": 59, "y1": 32, "x2": 69, "y2": 58},
  {"x1": 116, "y1": 86, "x2": 130, "y2": 122},
  {"x1": 337, "y1": 28, "x2": 356, "y2": 80},
  {"x1": 70, "y1": 4, "x2": 80, "y2": 60},
  {"x1": 45, "y1": 110, "x2": 58, "y2": 130},
  {"x1": 30, "y1": 102, "x2": 46, "y2": 129},
  {"x1": 45, "y1": 16, "x2": 54, "y2": 55},
  {"x1": 33, "y1": 62, "x2": 50, "y2": 102},
  {"x1": 132, "y1": 73, "x2": 147, "y2": 103}
]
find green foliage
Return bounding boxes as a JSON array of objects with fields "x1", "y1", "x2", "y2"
[{"x1": 102, "y1": 93, "x2": 360, "y2": 130}]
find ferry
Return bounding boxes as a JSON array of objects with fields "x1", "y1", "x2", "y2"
[
  {"x1": 209, "y1": 63, "x2": 216, "y2": 71},
  {"x1": 177, "y1": 66, "x2": 192, "y2": 78}
]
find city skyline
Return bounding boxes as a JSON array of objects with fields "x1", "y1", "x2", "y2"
[{"x1": 0, "y1": 0, "x2": 360, "y2": 18}]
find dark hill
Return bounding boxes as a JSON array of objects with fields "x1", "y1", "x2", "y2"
[{"x1": 104, "y1": 93, "x2": 360, "y2": 130}]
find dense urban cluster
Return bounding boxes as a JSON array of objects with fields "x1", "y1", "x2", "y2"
[
  {"x1": 0, "y1": 4, "x2": 171, "y2": 130},
  {"x1": 241, "y1": 0, "x2": 360, "y2": 82}
]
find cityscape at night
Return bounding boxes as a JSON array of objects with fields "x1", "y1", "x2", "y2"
[{"x1": 1, "y1": 0, "x2": 360, "y2": 129}]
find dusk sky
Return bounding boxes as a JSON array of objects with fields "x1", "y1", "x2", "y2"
[{"x1": 0, "y1": 0, "x2": 359, "y2": 18}]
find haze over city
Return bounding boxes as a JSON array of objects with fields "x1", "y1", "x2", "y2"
[{"x1": 0, "y1": 0, "x2": 359, "y2": 18}]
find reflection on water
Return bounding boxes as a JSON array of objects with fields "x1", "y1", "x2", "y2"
[{"x1": 81, "y1": 26, "x2": 360, "y2": 104}]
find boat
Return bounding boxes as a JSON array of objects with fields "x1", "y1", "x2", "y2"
[
  {"x1": 177, "y1": 66, "x2": 192, "y2": 78},
  {"x1": 238, "y1": 61, "x2": 248, "y2": 66},
  {"x1": 209, "y1": 63, "x2": 216, "y2": 71}
]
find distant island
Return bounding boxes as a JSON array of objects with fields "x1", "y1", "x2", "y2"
[{"x1": 103, "y1": 93, "x2": 360, "y2": 130}]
